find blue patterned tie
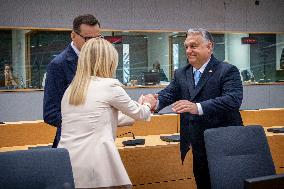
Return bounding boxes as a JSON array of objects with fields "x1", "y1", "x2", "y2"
[{"x1": 194, "y1": 70, "x2": 201, "y2": 86}]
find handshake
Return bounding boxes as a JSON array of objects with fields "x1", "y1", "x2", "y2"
[
  {"x1": 138, "y1": 95, "x2": 199, "y2": 115},
  {"x1": 138, "y1": 94, "x2": 158, "y2": 112}
]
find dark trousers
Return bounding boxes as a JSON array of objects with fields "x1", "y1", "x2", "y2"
[
  {"x1": 52, "y1": 127, "x2": 61, "y2": 148},
  {"x1": 192, "y1": 147, "x2": 211, "y2": 189},
  {"x1": 189, "y1": 126, "x2": 211, "y2": 189}
]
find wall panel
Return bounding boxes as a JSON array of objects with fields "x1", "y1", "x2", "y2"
[{"x1": 0, "y1": 0, "x2": 283, "y2": 32}]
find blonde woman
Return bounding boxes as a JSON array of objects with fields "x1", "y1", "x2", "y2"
[{"x1": 58, "y1": 38, "x2": 156, "y2": 189}]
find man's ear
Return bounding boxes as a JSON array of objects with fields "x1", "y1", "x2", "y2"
[
  {"x1": 71, "y1": 31, "x2": 76, "y2": 40},
  {"x1": 208, "y1": 41, "x2": 213, "y2": 51}
]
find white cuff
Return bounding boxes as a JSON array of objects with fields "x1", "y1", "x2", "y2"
[
  {"x1": 155, "y1": 100, "x2": 159, "y2": 110},
  {"x1": 196, "y1": 103, "x2": 204, "y2": 115}
]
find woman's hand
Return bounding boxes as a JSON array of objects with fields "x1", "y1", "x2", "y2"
[{"x1": 143, "y1": 94, "x2": 157, "y2": 110}]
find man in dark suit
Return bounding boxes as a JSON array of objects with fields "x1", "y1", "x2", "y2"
[
  {"x1": 154, "y1": 28, "x2": 243, "y2": 189},
  {"x1": 43, "y1": 14, "x2": 102, "y2": 148}
]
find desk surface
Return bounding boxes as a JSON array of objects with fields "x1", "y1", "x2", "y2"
[
  {"x1": 264, "y1": 126, "x2": 284, "y2": 136},
  {"x1": 115, "y1": 133, "x2": 180, "y2": 149},
  {"x1": 1, "y1": 127, "x2": 283, "y2": 188}
]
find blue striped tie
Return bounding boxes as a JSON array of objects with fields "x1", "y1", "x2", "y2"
[{"x1": 194, "y1": 70, "x2": 201, "y2": 86}]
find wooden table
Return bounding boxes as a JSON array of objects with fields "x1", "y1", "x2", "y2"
[{"x1": 1, "y1": 114, "x2": 284, "y2": 189}]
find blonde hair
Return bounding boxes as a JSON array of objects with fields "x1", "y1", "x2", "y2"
[{"x1": 69, "y1": 38, "x2": 118, "y2": 105}]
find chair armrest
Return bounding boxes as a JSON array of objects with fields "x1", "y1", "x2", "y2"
[{"x1": 244, "y1": 174, "x2": 284, "y2": 189}]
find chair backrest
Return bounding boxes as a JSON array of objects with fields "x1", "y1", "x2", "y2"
[
  {"x1": 204, "y1": 125, "x2": 276, "y2": 189},
  {"x1": 0, "y1": 148, "x2": 75, "y2": 189}
]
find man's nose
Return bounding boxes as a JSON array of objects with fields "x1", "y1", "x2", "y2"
[{"x1": 186, "y1": 48, "x2": 191, "y2": 54}]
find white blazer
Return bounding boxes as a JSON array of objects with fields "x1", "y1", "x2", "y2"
[{"x1": 58, "y1": 77, "x2": 151, "y2": 188}]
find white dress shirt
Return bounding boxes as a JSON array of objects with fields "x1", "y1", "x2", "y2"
[
  {"x1": 193, "y1": 57, "x2": 211, "y2": 115},
  {"x1": 71, "y1": 41, "x2": 80, "y2": 56}
]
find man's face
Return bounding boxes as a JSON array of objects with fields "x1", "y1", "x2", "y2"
[
  {"x1": 184, "y1": 34, "x2": 212, "y2": 69},
  {"x1": 71, "y1": 24, "x2": 101, "y2": 50}
]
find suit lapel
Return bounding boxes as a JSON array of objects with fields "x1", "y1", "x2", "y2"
[
  {"x1": 191, "y1": 57, "x2": 218, "y2": 100},
  {"x1": 186, "y1": 66, "x2": 195, "y2": 99}
]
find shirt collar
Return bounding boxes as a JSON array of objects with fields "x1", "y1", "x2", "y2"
[
  {"x1": 71, "y1": 41, "x2": 80, "y2": 56},
  {"x1": 193, "y1": 56, "x2": 211, "y2": 74}
]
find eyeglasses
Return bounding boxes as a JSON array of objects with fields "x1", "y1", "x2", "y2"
[{"x1": 75, "y1": 31, "x2": 104, "y2": 42}]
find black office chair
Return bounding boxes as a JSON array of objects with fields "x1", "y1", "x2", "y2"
[
  {"x1": 0, "y1": 148, "x2": 75, "y2": 189},
  {"x1": 204, "y1": 125, "x2": 284, "y2": 189}
]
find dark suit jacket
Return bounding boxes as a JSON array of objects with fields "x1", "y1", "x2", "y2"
[
  {"x1": 43, "y1": 44, "x2": 78, "y2": 143},
  {"x1": 280, "y1": 48, "x2": 284, "y2": 69},
  {"x1": 157, "y1": 56, "x2": 243, "y2": 162}
]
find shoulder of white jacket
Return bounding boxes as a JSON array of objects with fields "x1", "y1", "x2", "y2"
[{"x1": 96, "y1": 78, "x2": 123, "y2": 87}]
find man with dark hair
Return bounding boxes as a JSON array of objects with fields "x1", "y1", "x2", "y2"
[
  {"x1": 148, "y1": 28, "x2": 243, "y2": 189},
  {"x1": 43, "y1": 14, "x2": 102, "y2": 148}
]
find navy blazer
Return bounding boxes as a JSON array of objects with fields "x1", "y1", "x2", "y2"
[
  {"x1": 43, "y1": 44, "x2": 78, "y2": 141},
  {"x1": 157, "y1": 56, "x2": 243, "y2": 162}
]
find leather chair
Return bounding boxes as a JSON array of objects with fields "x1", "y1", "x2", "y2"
[
  {"x1": 204, "y1": 125, "x2": 284, "y2": 189},
  {"x1": 0, "y1": 148, "x2": 74, "y2": 189}
]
